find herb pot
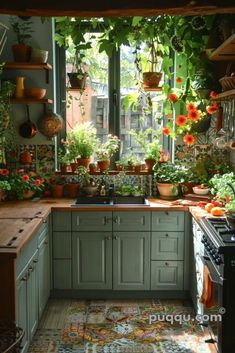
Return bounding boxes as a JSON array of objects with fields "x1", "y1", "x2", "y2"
[
  {"x1": 51, "y1": 185, "x2": 64, "y2": 198},
  {"x1": 67, "y1": 183, "x2": 79, "y2": 198},
  {"x1": 97, "y1": 160, "x2": 110, "y2": 172},
  {"x1": 67, "y1": 72, "x2": 87, "y2": 90},
  {"x1": 143, "y1": 72, "x2": 162, "y2": 90},
  {"x1": 156, "y1": 182, "x2": 179, "y2": 200},
  {"x1": 77, "y1": 158, "x2": 90, "y2": 169},
  {"x1": 12, "y1": 44, "x2": 31, "y2": 62}
]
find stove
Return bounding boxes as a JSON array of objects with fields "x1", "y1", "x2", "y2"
[{"x1": 198, "y1": 216, "x2": 235, "y2": 353}]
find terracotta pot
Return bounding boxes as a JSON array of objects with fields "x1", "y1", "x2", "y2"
[
  {"x1": 182, "y1": 182, "x2": 197, "y2": 195},
  {"x1": 70, "y1": 162, "x2": 78, "y2": 173},
  {"x1": 23, "y1": 190, "x2": 35, "y2": 199},
  {"x1": 134, "y1": 164, "x2": 142, "y2": 172},
  {"x1": 97, "y1": 160, "x2": 110, "y2": 172},
  {"x1": 60, "y1": 164, "x2": 69, "y2": 173},
  {"x1": 67, "y1": 183, "x2": 79, "y2": 198},
  {"x1": 89, "y1": 164, "x2": 97, "y2": 173},
  {"x1": 128, "y1": 165, "x2": 135, "y2": 172},
  {"x1": 115, "y1": 165, "x2": 124, "y2": 171},
  {"x1": 77, "y1": 158, "x2": 90, "y2": 169},
  {"x1": 0, "y1": 189, "x2": 4, "y2": 201},
  {"x1": 145, "y1": 159, "x2": 155, "y2": 172},
  {"x1": 51, "y1": 185, "x2": 64, "y2": 198},
  {"x1": 12, "y1": 44, "x2": 31, "y2": 62},
  {"x1": 156, "y1": 182, "x2": 179, "y2": 200},
  {"x1": 143, "y1": 72, "x2": 162, "y2": 89},
  {"x1": 19, "y1": 150, "x2": 32, "y2": 164}
]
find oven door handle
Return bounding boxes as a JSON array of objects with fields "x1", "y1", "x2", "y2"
[{"x1": 200, "y1": 255, "x2": 224, "y2": 286}]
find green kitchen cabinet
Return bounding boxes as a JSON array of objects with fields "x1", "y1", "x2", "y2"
[
  {"x1": 113, "y1": 211, "x2": 151, "y2": 232},
  {"x1": 53, "y1": 231, "x2": 72, "y2": 289},
  {"x1": 151, "y1": 231, "x2": 184, "y2": 260},
  {"x1": 16, "y1": 265, "x2": 29, "y2": 353},
  {"x1": 152, "y1": 211, "x2": 184, "y2": 232},
  {"x1": 72, "y1": 232, "x2": 112, "y2": 289},
  {"x1": 72, "y1": 211, "x2": 112, "y2": 232},
  {"x1": 53, "y1": 211, "x2": 71, "y2": 231},
  {"x1": 16, "y1": 250, "x2": 39, "y2": 353},
  {"x1": 113, "y1": 231, "x2": 150, "y2": 290},
  {"x1": 151, "y1": 261, "x2": 183, "y2": 290},
  {"x1": 38, "y1": 224, "x2": 50, "y2": 318}
]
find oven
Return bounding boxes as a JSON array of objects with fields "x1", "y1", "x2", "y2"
[{"x1": 198, "y1": 217, "x2": 235, "y2": 353}]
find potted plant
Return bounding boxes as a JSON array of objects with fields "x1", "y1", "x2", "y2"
[
  {"x1": 153, "y1": 162, "x2": 187, "y2": 199},
  {"x1": 48, "y1": 174, "x2": 66, "y2": 198},
  {"x1": 10, "y1": 16, "x2": 33, "y2": 62},
  {"x1": 64, "y1": 122, "x2": 98, "y2": 170},
  {"x1": 66, "y1": 176, "x2": 80, "y2": 198},
  {"x1": 0, "y1": 180, "x2": 11, "y2": 200},
  {"x1": 96, "y1": 134, "x2": 120, "y2": 172}
]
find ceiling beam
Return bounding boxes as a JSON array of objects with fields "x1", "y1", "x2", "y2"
[{"x1": 0, "y1": 0, "x2": 235, "y2": 17}]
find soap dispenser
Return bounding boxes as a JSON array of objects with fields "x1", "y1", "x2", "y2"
[{"x1": 100, "y1": 185, "x2": 106, "y2": 196}]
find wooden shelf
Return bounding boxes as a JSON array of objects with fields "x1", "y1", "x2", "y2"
[
  {"x1": 209, "y1": 33, "x2": 235, "y2": 61},
  {"x1": 56, "y1": 170, "x2": 153, "y2": 176},
  {"x1": 214, "y1": 89, "x2": 235, "y2": 101},
  {"x1": 4, "y1": 62, "x2": 52, "y2": 70},
  {"x1": 10, "y1": 98, "x2": 53, "y2": 104},
  {"x1": 4, "y1": 62, "x2": 52, "y2": 83}
]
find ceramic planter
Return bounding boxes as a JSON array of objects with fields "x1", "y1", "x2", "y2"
[
  {"x1": 67, "y1": 72, "x2": 87, "y2": 89},
  {"x1": 67, "y1": 183, "x2": 79, "y2": 198},
  {"x1": 77, "y1": 158, "x2": 91, "y2": 169},
  {"x1": 156, "y1": 182, "x2": 179, "y2": 200},
  {"x1": 145, "y1": 159, "x2": 155, "y2": 171}
]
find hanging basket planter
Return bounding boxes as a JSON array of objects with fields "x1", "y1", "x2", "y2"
[
  {"x1": 190, "y1": 115, "x2": 211, "y2": 133},
  {"x1": 67, "y1": 72, "x2": 88, "y2": 90},
  {"x1": 143, "y1": 72, "x2": 162, "y2": 90}
]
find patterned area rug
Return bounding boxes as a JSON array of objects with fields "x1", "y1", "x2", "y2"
[{"x1": 28, "y1": 299, "x2": 213, "y2": 353}]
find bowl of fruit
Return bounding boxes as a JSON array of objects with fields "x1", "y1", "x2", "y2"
[{"x1": 193, "y1": 184, "x2": 209, "y2": 195}]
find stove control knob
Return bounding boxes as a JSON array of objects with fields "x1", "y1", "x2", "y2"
[{"x1": 215, "y1": 257, "x2": 221, "y2": 265}]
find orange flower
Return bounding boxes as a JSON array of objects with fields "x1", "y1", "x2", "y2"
[
  {"x1": 210, "y1": 91, "x2": 217, "y2": 99},
  {"x1": 188, "y1": 109, "x2": 201, "y2": 121},
  {"x1": 176, "y1": 77, "x2": 183, "y2": 83},
  {"x1": 183, "y1": 134, "x2": 195, "y2": 146},
  {"x1": 169, "y1": 93, "x2": 178, "y2": 103},
  {"x1": 167, "y1": 113, "x2": 173, "y2": 119},
  {"x1": 206, "y1": 104, "x2": 217, "y2": 114},
  {"x1": 22, "y1": 174, "x2": 30, "y2": 182},
  {"x1": 176, "y1": 115, "x2": 187, "y2": 126},
  {"x1": 162, "y1": 127, "x2": 171, "y2": 135},
  {"x1": 186, "y1": 103, "x2": 196, "y2": 111}
]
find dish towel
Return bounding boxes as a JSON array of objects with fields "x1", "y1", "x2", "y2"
[{"x1": 200, "y1": 265, "x2": 215, "y2": 308}]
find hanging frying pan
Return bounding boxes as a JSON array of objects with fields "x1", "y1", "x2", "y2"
[{"x1": 19, "y1": 105, "x2": 37, "y2": 138}]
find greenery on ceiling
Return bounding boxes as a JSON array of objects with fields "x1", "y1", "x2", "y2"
[{"x1": 54, "y1": 14, "x2": 235, "y2": 144}]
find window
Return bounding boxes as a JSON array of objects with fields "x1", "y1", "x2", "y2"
[{"x1": 57, "y1": 30, "x2": 172, "y2": 163}]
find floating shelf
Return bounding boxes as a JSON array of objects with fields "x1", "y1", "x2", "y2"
[
  {"x1": 209, "y1": 33, "x2": 235, "y2": 61},
  {"x1": 214, "y1": 89, "x2": 235, "y2": 101},
  {"x1": 11, "y1": 98, "x2": 53, "y2": 104},
  {"x1": 4, "y1": 62, "x2": 52, "y2": 83}
]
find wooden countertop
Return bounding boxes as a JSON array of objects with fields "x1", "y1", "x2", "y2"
[{"x1": 0, "y1": 197, "x2": 206, "y2": 256}]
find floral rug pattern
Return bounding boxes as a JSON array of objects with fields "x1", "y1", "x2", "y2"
[{"x1": 28, "y1": 299, "x2": 212, "y2": 353}]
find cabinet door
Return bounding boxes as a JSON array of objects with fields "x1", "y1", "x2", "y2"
[
  {"x1": 53, "y1": 231, "x2": 72, "y2": 289},
  {"x1": 53, "y1": 211, "x2": 71, "y2": 231},
  {"x1": 72, "y1": 232, "x2": 112, "y2": 289},
  {"x1": 113, "y1": 232, "x2": 150, "y2": 290},
  {"x1": 151, "y1": 261, "x2": 183, "y2": 290},
  {"x1": 16, "y1": 267, "x2": 29, "y2": 353},
  {"x1": 27, "y1": 251, "x2": 39, "y2": 341},
  {"x1": 38, "y1": 232, "x2": 50, "y2": 318},
  {"x1": 151, "y1": 232, "x2": 184, "y2": 260},
  {"x1": 72, "y1": 212, "x2": 112, "y2": 231},
  {"x1": 113, "y1": 211, "x2": 150, "y2": 231},
  {"x1": 152, "y1": 211, "x2": 184, "y2": 231}
]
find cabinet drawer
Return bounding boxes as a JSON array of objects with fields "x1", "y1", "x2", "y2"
[
  {"x1": 72, "y1": 212, "x2": 112, "y2": 231},
  {"x1": 53, "y1": 211, "x2": 71, "y2": 231},
  {"x1": 113, "y1": 212, "x2": 150, "y2": 231},
  {"x1": 151, "y1": 232, "x2": 184, "y2": 260},
  {"x1": 152, "y1": 211, "x2": 184, "y2": 231},
  {"x1": 53, "y1": 232, "x2": 71, "y2": 259},
  {"x1": 151, "y1": 261, "x2": 183, "y2": 290}
]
